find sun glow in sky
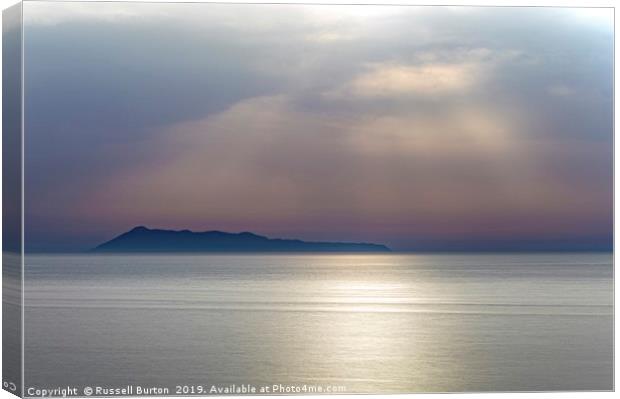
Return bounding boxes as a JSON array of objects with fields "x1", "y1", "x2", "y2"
[{"x1": 21, "y1": 3, "x2": 613, "y2": 252}]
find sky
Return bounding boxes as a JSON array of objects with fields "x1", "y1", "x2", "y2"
[{"x1": 22, "y1": 2, "x2": 613, "y2": 252}]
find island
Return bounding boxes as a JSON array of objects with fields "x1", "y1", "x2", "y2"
[{"x1": 92, "y1": 226, "x2": 391, "y2": 253}]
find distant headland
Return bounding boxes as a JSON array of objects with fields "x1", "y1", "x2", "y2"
[{"x1": 92, "y1": 226, "x2": 391, "y2": 253}]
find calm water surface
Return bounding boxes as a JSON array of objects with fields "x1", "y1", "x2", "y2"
[{"x1": 23, "y1": 253, "x2": 613, "y2": 393}]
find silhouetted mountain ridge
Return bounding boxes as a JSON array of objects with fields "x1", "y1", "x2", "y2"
[{"x1": 93, "y1": 226, "x2": 391, "y2": 253}]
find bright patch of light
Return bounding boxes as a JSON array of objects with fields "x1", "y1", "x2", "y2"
[{"x1": 571, "y1": 8, "x2": 613, "y2": 29}]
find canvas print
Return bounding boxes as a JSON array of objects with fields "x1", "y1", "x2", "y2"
[{"x1": 2, "y1": 1, "x2": 614, "y2": 396}]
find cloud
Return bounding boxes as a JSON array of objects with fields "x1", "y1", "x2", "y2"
[
  {"x1": 23, "y1": 2, "x2": 170, "y2": 25},
  {"x1": 22, "y1": 3, "x2": 613, "y2": 251},
  {"x1": 320, "y1": 47, "x2": 526, "y2": 105},
  {"x1": 336, "y1": 62, "x2": 478, "y2": 97},
  {"x1": 547, "y1": 84, "x2": 576, "y2": 97},
  {"x1": 67, "y1": 92, "x2": 610, "y2": 250}
]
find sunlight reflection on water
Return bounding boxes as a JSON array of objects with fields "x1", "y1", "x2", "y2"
[{"x1": 24, "y1": 253, "x2": 612, "y2": 392}]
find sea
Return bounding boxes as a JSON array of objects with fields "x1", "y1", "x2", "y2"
[{"x1": 17, "y1": 253, "x2": 613, "y2": 394}]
